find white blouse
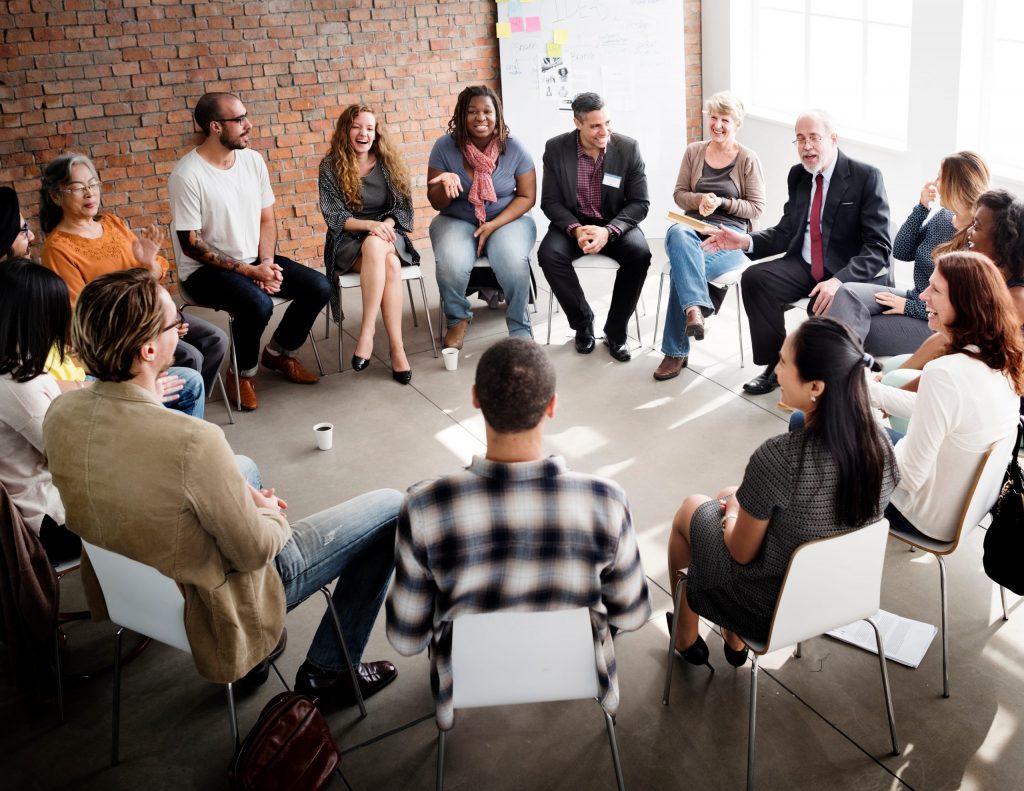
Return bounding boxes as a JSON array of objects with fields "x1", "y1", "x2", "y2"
[
  {"x1": 869, "y1": 352, "x2": 1019, "y2": 541},
  {"x1": 0, "y1": 373, "x2": 65, "y2": 533}
]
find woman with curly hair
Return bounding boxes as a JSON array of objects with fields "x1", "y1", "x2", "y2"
[
  {"x1": 427, "y1": 85, "x2": 537, "y2": 349},
  {"x1": 870, "y1": 251, "x2": 1024, "y2": 541},
  {"x1": 319, "y1": 104, "x2": 418, "y2": 383}
]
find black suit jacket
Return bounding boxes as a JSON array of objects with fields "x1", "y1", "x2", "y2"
[
  {"x1": 751, "y1": 150, "x2": 892, "y2": 284},
  {"x1": 540, "y1": 131, "x2": 650, "y2": 234}
]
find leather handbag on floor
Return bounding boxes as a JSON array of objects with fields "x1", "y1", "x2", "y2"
[
  {"x1": 983, "y1": 420, "x2": 1024, "y2": 596},
  {"x1": 229, "y1": 691, "x2": 340, "y2": 791}
]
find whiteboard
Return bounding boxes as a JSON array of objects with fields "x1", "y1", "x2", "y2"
[{"x1": 497, "y1": 0, "x2": 687, "y2": 238}]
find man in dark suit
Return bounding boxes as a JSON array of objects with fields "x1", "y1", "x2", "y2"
[
  {"x1": 538, "y1": 92, "x2": 651, "y2": 362},
  {"x1": 703, "y1": 110, "x2": 891, "y2": 394}
]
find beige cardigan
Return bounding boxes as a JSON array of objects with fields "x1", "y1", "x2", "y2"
[
  {"x1": 43, "y1": 382, "x2": 292, "y2": 684},
  {"x1": 673, "y1": 140, "x2": 766, "y2": 231}
]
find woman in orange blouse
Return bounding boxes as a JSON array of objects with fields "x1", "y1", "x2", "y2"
[{"x1": 39, "y1": 153, "x2": 227, "y2": 393}]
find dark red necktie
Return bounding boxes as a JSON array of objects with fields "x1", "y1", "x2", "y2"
[{"x1": 810, "y1": 172, "x2": 824, "y2": 281}]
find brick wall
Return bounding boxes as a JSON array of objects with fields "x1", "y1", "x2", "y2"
[{"x1": 0, "y1": 0, "x2": 703, "y2": 281}]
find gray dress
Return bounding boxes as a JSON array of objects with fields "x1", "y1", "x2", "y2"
[{"x1": 687, "y1": 429, "x2": 898, "y2": 642}]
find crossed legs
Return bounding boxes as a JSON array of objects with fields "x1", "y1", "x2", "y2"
[{"x1": 351, "y1": 235, "x2": 408, "y2": 371}]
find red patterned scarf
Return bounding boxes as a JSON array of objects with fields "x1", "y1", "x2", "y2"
[{"x1": 463, "y1": 136, "x2": 500, "y2": 225}]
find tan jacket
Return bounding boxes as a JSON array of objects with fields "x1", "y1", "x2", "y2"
[
  {"x1": 43, "y1": 382, "x2": 292, "y2": 683},
  {"x1": 673, "y1": 140, "x2": 766, "y2": 231}
]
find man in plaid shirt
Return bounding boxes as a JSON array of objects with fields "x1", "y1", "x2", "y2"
[{"x1": 386, "y1": 338, "x2": 652, "y2": 730}]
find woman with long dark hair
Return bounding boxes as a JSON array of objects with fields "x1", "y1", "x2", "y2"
[
  {"x1": 665, "y1": 317, "x2": 898, "y2": 669},
  {"x1": 870, "y1": 252, "x2": 1024, "y2": 542},
  {"x1": 319, "y1": 104, "x2": 418, "y2": 382},
  {"x1": 0, "y1": 259, "x2": 80, "y2": 563},
  {"x1": 427, "y1": 85, "x2": 537, "y2": 349}
]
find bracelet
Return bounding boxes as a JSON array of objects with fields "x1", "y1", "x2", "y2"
[{"x1": 722, "y1": 514, "x2": 737, "y2": 523}]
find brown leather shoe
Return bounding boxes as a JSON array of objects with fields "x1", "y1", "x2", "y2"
[
  {"x1": 261, "y1": 347, "x2": 319, "y2": 384},
  {"x1": 653, "y1": 355, "x2": 688, "y2": 381},
  {"x1": 294, "y1": 659, "x2": 397, "y2": 712},
  {"x1": 226, "y1": 372, "x2": 258, "y2": 410},
  {"x1": 443, "y1": 319, "x2": 470, "y2": 350},
  {"x1": 685, "y1": 307, "x2": 705, "y2": 340}
]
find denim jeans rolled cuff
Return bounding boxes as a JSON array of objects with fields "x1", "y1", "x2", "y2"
[
  {"x1": 273, "y1": 488, "x2": 402, "y2": 671},
  {"x1": 661, "y1": 222, "x2": 748, "y2": 358},
  {"x1": 165, "y1": 366, "x2": 205, "y2": 419},
  {"x1": 430, "y1": 212, "x2": 537, "y2": 337}
]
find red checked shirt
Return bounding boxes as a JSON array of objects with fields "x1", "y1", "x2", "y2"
[{"x1": 568, "y1": 135, "x2": 623, "y2": 240}]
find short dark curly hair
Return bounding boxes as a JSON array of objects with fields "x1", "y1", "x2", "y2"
[
  {"x1": 474, "y1": 338, "x2": 556, "y2": 433},
  {"x1": 976, "y1": 189, "x2": 1024, "y2": 282}
]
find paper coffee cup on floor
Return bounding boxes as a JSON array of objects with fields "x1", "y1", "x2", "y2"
[
  {"x1": 313, "y1": 422, "x2": 334, "y2": 450},
  {"x1": 442, "y1": 348, "x2": 459, "y2": 371}
]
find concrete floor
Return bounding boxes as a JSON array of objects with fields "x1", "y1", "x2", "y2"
[{"x1": 2, "y1": 245, "x2": 1023, "y2": 790}]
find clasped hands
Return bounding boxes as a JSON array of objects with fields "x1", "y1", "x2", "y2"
[
  {"x1": 575, "y1": 224, "x2": 610, "y2": 254},
  {"x1": 251, "y1": 258, "x2": 284, "y2": 295}
]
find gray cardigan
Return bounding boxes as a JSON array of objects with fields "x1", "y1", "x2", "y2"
[{"x1": 672, "y1": 140, "x2": 766, "y2": 231}]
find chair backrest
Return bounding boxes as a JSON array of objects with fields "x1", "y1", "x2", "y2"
[
  {"x1": 451, "y1": 607, "x2": 599, "y2": 709},
  {"x1": 762, "y1": 519, "x2": 889, "y2": 653},
  {"x1": 955, "y1": 434, "x2": 1017, "y2": 547},
  {"x1": 81, "y1": 540, "x2": 191, "y2": 654}
]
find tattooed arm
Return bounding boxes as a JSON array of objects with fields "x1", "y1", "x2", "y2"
[{"x1": 176, "y1": 227, "x2": 282, "y2": 292}]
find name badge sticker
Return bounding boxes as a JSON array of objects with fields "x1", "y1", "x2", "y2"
[{"x1": 602, "y1": 173, "x2": 622, "y2": 189}]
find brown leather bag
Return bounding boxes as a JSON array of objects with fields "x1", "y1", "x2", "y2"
[{"x1": 229, "y1": 692, "x2": 340, "y2": 791}]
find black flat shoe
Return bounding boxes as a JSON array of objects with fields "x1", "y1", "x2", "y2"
[
  {"x1": 351, "y1": 355, "x2": 369, "y2": 372},
  {"x1": 392, "y1": 369, "x2": 412, "y2": 385},
  {"x1": 742, "y1": 365, "x2": 778, "y2": 395},
  {"x1": 666, "y1": 612, "x2": 714, "y2": 673},
  {"x1": 605, "y1": 339, "x2": 631, "y2": 362},
  {"x1": 575, "y1": 323, "x2": 596, "y2": 354},
  {"x1": 723, "y1": 640, "x2": 749, "y2": 668}
]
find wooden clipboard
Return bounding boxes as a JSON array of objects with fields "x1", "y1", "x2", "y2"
[{"x1": 667, "y1": 210, "x2": 719, "y2": 235}]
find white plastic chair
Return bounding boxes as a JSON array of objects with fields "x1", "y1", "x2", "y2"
[
  {"x1": 888, "y1": 434, "x2": 1015, "y2": 697},
  {"x1": 81, "y1": 541, "x2": 368, "y2": 767},
  {"x1": 330, "y1": 265, "x2": 437, "y2": 372},
  {"x1": 663, "y1": 519, "x2": 899, "y2": 790},
  {"x1": 437, "y1": 607, "x2": 625, "y2": 791},
  {"x1": 436, "y1": 255, "x2": 539, "y2": 345},
  {"x1": 652, "y1": 259, "x2": 751, "y2": 366},
  {"x1": 545, "y1": 254, "x2": 644, "y2": 348}
]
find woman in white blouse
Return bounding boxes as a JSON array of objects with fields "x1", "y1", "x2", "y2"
[{"x1": 869, "y1": 251, "x2": 1024, "y2": 541}]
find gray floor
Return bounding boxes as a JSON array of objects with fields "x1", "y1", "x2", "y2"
[{"x1": 3, "y1": 245, "x2": 1022, "y2": 790}]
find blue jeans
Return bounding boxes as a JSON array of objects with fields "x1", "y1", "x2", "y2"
[
  {"x1": 661, "y1": 223, "x2": 748, "y2": 358},
  {"x1": 430, "y1": 213, "x2": 537, "y2": 337},
  {"x1": 274, "y1": 488, "x2": 402, "y2": 671},
  {"x1": 183, "y1": 256, "x2": 330, "y2": 376},
  {"x1": 167, "y1": 365, "x2": 204, "y2": 420}
]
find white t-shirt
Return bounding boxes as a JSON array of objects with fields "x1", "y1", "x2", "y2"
[
  {"x1": 168, "y1": 148, "x2": 276, "y2": 282},
  {"x1": 0, "y1": 373, "x2": 65, "y2": 534},
  {"x1": 869, "y1": 352, "x2": 1019, "y2": 541}
]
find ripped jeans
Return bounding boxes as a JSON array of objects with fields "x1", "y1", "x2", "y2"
[{"x1": 273, "y1": 488, "x2": 402, "y2": 672}]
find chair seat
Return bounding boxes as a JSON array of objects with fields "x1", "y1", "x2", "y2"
[
  {"x1": 888, "y1": 523, "x2": 957, "y2": 555},
  {"x1": 338, "y1": 264, "x2": 427, "y2": 289},
  {"x1": 709, "y1": 263, "x2": 749, "y2": 288},
  {"x1": 787, "y1": 297, "x2": 811, "y2": 311},
  {"x1": 572, "y1": 254, "x2": 620, "y2": 270}
]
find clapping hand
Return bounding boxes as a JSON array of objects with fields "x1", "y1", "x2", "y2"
[
  {"x1": 427, "y1": 172, "x2": 463, "y2": 199},
  {"x1": 132, "y1": 225, "x2": 165, "y2": 269},
  {"x1": 698, "y1": 193, "x2": 721, "y2": 217}
]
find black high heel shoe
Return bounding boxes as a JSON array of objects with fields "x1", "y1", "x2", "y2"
[
  {"x1": 666, "y1": 612, "x2": 714, "y2": 673},
  {"x1": 351, "y1": 355, "x2": 369, "y2": 372},
  {"x1": 392, "y1": 368, "x2": 412, "y2": 385},
  {"x1": 722, "y1": 638, "x2": 749, "y2": 668}
]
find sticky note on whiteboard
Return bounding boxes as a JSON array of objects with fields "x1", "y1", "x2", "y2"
[
  {"x1": 553, "y1": 28, "x2": 568, "y2": 44},
  {"x1": 547, "y1": 42, "x2": 562, "y2": 57},
  {"x1": 496, "y1": 21, "x2": 512, "y2": 38},
  {"x1": 509, "y1": 17, "x2": 524, "y2": 32},
  {"x1": 525, "y1": 16, "x2": 541, "y2": 33}
]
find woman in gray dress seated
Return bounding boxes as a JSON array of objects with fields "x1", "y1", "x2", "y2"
[
  {"x1": 665, "y1": 317, "x2": 898, "y2": 668},
  {"x1": 319, "y1": 104, "x2": 418, "y2": 384}
]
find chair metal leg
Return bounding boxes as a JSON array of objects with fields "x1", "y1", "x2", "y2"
[
  {"x1": 938, "y1": 555, "x2": 950, "y2": 697},
  {"x1": 652, "y1": 272, "x2": 666, "y2": 348},
  {"x1": 793, "y1": 642, "x2": 802, "y2": 659},
  {"x1": 337, "y1": 280, "x2": 345, "y2": 372},
  {"x1": 632, "y1": 309, "x2": 642, "y2": 350},
  {"x1": 55, "y1": 627, "x2": 65, "y2": 725},
  {"x1": 419, "y1": 277, "x2": 438, "y2": 358},
  {"x1": 662, "y1": 574, "x2": 687, "y2": 705},
  {"x1": 112, "y1": 626, "x2": 125, "y2": 766},
  {"x1": 308, "y1": 330, "x2": 325, "y2": 376},
  {"x1": 1001, "y1": 585, "x2": 1009, "y2": 621},
  {"x1": 436, "y1": 728, "x2": 446, "y2": 791},
  {"x1": 546, "y1": 290, "x2": 554, "y2": 345},
  {"x1": 865, "y1": 617, "x2": 901, "y2": 755},
  {"x1": 601, "y1": 705, "x2": 627, "y2": 791},
  {"x1": 225, "y1": 682, "x2": 240, "y2": 747},
  {"x1": 319, "y1": 587, "x2": 367, "y2": 718},
  {"x1": 270, "y1": 660, "x2": 289, "y2": 691},
  {"x1": 214, "y1": 373, "x2": 235, "y2": 424},
  {"x1": 735, "y1": 285, "x2": 745, "y2": 368},
  {"x1": 747, "y1": 655, "x2": 759, "y2": 791},
  {"x1": 228, "y1": 316, "x2": 241, "y2": 411},
  {"x1": 406, "y1": 280, "x2": 419, "y2": 326}
]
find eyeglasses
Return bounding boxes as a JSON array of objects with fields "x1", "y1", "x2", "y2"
[
  {"x1": 161, "y1": 309, "x2": 185, "y2": 334},
  {"x1": 793, "y1": 134, "x2": 825, "y2": 147},
  {"x1": 18, "y1": 223, "x2": 30, "y2": 237},
  {"x1": 62, "y1": 179, "x2": 101, "y2": 196},
  {"x1": 214, "y1": 115, "x2": 248, "y2": 125}
]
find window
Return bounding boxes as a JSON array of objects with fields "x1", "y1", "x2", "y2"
[{"x1": 731, "y1": 0, "x2": 913, "y2": 147}]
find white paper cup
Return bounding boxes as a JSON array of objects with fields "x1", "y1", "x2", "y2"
[
  {"x1": 442, "y1": 347, "x2": 459, "y2": 371},
  {"x1": 313, "y1": 422, "x2": 334, "y2": 450}
]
